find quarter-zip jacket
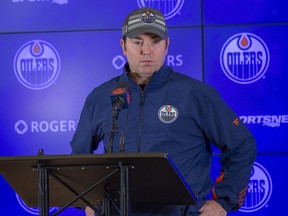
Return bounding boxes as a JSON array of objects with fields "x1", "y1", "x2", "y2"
[{"x1": 71, "y1": 64, "x2": 257, "y2": 215}]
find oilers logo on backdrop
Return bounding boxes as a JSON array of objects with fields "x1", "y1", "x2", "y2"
[
  {"x1": 240, "y1": 162, "x2": 272, "y2": 212},
  {"x1": 220, "y1": 33, "x2": 269, "y2": 84},
  {"x1": 14, "y1": 40, "x2": 61, "y2": 90},
  {"x1": 137, "y1": 0, "x2": 185, "y2": 19},
  {"x1": 16, "y1": 193, "x2": 57, "y2": 215},
  {"x1": 158, "y1": 105, "x2": 178, "y2": 123}
]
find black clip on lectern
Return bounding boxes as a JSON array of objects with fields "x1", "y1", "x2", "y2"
[{"x1": 0, "y1": 151, "x2": 198, "y2": 216}]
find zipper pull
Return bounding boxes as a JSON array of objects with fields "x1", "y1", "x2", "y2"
[{"x1": 140, "y1": 92, "x2": 144, "y2": 107}]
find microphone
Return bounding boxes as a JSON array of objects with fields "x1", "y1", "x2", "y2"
[
  {"x1": 110, "y1": 81, "x2": 131, "y2": 110},
  {"x1": 108, "y1": 81, "x2": 131, "y2": 153}
]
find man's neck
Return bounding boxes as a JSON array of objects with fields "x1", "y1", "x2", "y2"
[{"x1": 129, "y1": 72, "x2": 151, "y2": 85}]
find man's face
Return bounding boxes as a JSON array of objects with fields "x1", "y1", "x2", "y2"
[{"x1": 120, "y1": 33, "x2": 169, "y2": 80}]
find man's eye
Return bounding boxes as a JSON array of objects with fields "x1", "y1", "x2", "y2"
[
  {"x1": 133, "y1": 41, "x2": 142, "y2": 45},
  {"x1": 152, "y1": 39, "x2": 163, "y2": 46}
]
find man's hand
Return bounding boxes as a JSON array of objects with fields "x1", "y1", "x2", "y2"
[
  {"x1": 199, "y1": 200, "x2": 227, "y2": 216},
  {"x1": 85, "y1": 207, "x2": 95, "y2": 216}
]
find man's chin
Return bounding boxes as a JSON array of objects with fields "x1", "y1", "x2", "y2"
[{"x1": 140, "y1": 65, "x2": 159, "y2": 73}]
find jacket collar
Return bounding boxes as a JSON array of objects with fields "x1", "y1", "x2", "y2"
[{"x1": 121, "y1": 63, "x2": 172, "y2": 91}]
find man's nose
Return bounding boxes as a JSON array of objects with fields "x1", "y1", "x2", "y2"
[{"x1": 141, "y1": 42, "x2": 152, "y2": 55}]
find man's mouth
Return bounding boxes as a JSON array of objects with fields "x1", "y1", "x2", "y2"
[{"x1": 141, "y1": 59, "x2": 153, "y2": 63}]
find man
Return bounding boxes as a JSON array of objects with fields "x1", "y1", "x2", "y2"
[{"x1": 71, "y1": 7, "x2": 256, "y2": 216}]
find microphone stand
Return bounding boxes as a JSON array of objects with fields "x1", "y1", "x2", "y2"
[
  {"x1": 107, "y1": 100, "x2": 130, "y2": 215},
  {"x1": 108, "y1": 100, "x2": 122, "y2": 154}
]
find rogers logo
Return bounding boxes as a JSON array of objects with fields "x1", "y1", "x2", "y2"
[
  {"x1": 15, "y1": 120, "x2": 28, "y2": 134},
  {"x1": 15, "y1": 120, "x2": 77, "y2": 134},
  {"x1": 112, "y1": 54, "x2": 183, "y2": 69}
]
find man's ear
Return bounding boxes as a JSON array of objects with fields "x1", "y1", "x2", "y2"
[
  {"x1": 165, "y1": 37, "x2": 170, "y2": 54},
  {"x1": 120, "y1": 39, "x2": 126, "y2": 55}
]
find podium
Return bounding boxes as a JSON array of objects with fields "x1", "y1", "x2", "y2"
[{"x1": 0, "y1": 153, "x2": 198, "y2": 216}]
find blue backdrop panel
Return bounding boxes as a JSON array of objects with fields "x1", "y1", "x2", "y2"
[
  {"x1": 0, "y1": 31, "x2": 123, "y2": 156},
  {"x1": 203, "y1": 25, "x2": 288, "y2": 153},
  {"x1": 203, "y1": 0, "x2": 288, "y2": 25},
  {"x1": 0, "y1": 0, "x2": 200, "y2": 33},
  {"x1": 0, "y1": 0, "x2": 124, "y2": 32}
]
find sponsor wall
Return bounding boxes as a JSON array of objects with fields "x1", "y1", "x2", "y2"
[{"x1": 0, "y1": 0, "x2": 287, "y2": 215}]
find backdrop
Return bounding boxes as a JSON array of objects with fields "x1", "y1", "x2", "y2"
[{"x1": 0, "y1": 0, "x2": 287, "y2": 215}]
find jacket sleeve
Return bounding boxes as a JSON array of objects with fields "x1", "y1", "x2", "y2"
[
  {"x1": 201, "y1": 88, "x2": 257, "y2": 212},
  {"x1": 70, "y1": 96, "x2": 101, "y2": 154}
]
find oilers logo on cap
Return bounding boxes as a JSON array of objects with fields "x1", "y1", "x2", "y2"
[{"x1": 140, "y1": 10, "x2": 156, "y2": 24}]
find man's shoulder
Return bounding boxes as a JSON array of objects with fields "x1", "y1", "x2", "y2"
[
  {"x1": 169, "y1": 70, "x2": 211, "y2": 88},
  {"x1": 168, "y1": 70, "x2": 220, "y2": 98}
]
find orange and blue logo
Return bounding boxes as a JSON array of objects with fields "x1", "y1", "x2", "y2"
[
  {"x1": 14, "y1": 40, "x2": 61, "y2": 90},
  {"x1": 158, "y1": 105, "x2": 178, "y2": 123},
  {"x1": 220, "y1": 33, "x2": 269, "y2": 84}
]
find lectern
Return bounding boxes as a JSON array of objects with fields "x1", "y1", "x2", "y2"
[{"x1": 0, "y1": 153, "x2": 198, "y2": 216}]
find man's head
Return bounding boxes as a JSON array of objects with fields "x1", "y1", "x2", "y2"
[
  {"x1": 120, "y1": 8, "x2": 169, "y2": 84},
  {"x1": 122, "y1": 7, "x2": 168, "y2": 40}
]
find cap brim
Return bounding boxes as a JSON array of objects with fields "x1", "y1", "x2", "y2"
[{"x1": 125, "y1": 27, "x2": 167, "y2": 40}]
